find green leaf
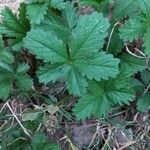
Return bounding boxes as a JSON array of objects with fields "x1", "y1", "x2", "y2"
[
  {"x1": 24, "y1": 29, "x2": 68, "y2": 63},
  {"x1": 108, "y1": 30, "x2": 123, "y2": 55},
  {"x1": 50, "y1": 0, "x2": 66, "y2": 10},
  {"x1": 63, "y1": 2, "x2": 78, "y2": 30},
  {"x1": 65, "y1": 67, "x2": 88, "y2": 96},
  {"x1": 0, "y1": 36, "x2": 14, "y2": 64},
  {"x1": 73, "y1": 71, "x2": 134, "y2": 120},
  {"x1": 16, "y1": 63, "x2": 30, "y2": 74},
  {"x1": 137, "y1": 94, "x2": 150, "y2": 112},
  {"x1": 37, "y1": 63, "x2": 70, "y2": 84},
  {"x1": 0, "y1": 4, "x2": 30, "y2": 51},
  {"x1": 138, "y1": 0, "x2": 150, "y2": 20},
  {"x1": 31, "y1": 133, "x2": 60, "y2": 150},
  {"x1": 113, "y1": 0, "x2": 140, "y2": 21},
  {"x1": 141, "y1": 69, "x2": 150, "y2": 84},
  {"x1": 39, "y1": 12, "x2": 70, "y2": 41},
  {"x1": 120, "y1": 53, "x2": 146, "y2": 75},
  {"x1": 0, "y1": 61, "x2": 13, "y2": 72},
  {"x1": 0, "y1": 81, "x2": 12, "y2": 100},
  {"x1": 22, "y1": 109, "x2": 42, "y2": 121},
  {"x1": 16, "y1": 74, "x2": 33, "y2": 91},
  {"x1": 80, "y1": 0, "x2": 105, "y2": 7},
  {"x1": 69, "y1": 12, "x2": 110, "y2": 59},
  {"x1": 143, "y1": 28, "x2": 150, "y2": 56},
  {"x1": 74, "y1": 52, "x2": 120, "y2": 80},
  {"x1": 119, "y1": 16, "x2": 146, "y2": 42},
  {"x1": 27, "y1": 2, "x2": 48, "y2": 24}
]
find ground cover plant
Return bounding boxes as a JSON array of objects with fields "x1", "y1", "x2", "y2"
[{"x1": 0, "y1": 0, "x2": 150, "y2": 149}]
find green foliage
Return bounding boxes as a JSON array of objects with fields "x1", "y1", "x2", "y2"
[
  {"x1": 31, "y1": 133, "x2": 60, "y2": 150},
  {"x1": 0, "y1": 36, "x2": 33, "y2": 100},
  {"x1": 137, "y1": 94, "x2": 150, "y2": 112},
  {"x1": 0, "y1": 1, "x2": 150, "y2": 148},
  {"x1": 24, "y1": 12, "x2": 120, "y2": 96},
  {"x1": 0, "y1": 3, "x2": 30, "y2": 51},
  {"x1": 112, "y1": 0, "x2": 140, "y2": 21},
  {"x1": 73, "y1": 67, "x2": 134, "y2": 120},
  {"x1": 119, "y1": 0, "x2": 150, "y2": 56}
]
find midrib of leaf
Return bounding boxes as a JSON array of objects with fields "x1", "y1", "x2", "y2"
[{"x1": 72, "y1": 18, "x2": 103, "y2": 59}]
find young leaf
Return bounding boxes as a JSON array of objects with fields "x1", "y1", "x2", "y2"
[
  {"x1": 0, "y1": 3, "x2": 30, "y2": 51},
  {"x1": 137, "y1": 94, "x2": 150, "y2": 112}
]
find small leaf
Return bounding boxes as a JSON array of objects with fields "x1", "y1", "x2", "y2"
[
  {"x1": 22, "y1": 110, "x2": 42, "y2": 121},
  {"x1": 120, "y1": 53, "x2": 146, "y2": 75},
  {"x1": 137, "y1": 94, "x2": 150, "y2": 112}
]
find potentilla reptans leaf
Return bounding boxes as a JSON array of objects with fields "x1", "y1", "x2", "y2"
[
  {"x1": 73, "y1": 69, "x2": 134, "y2": 120},
  {"x1": 24, "y1": 11, "x2": 120, "y2": 96}
]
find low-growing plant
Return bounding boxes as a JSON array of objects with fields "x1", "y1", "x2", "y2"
[{"x1": 0, "y1": 0, "x2": 150, "y2": 149}]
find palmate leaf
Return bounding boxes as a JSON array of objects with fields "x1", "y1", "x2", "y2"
[
  {"x1": 24, "y1": 12, "x2": 120, "y2": 96},
  {"x1": 0, "y1": 3, "x2": 30, "y2": 51},
  {"x1": 73, "y1": 71, "x2": 134, "y2": 120}
]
